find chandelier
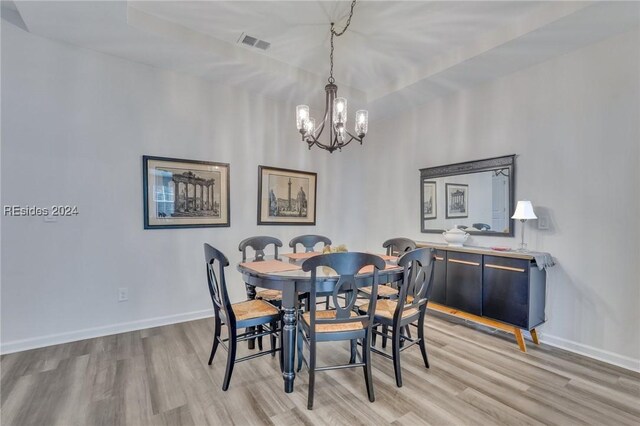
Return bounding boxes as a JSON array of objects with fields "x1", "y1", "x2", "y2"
[{"x1": 295, "y1": 0, "x2": 368, "y2": 153}]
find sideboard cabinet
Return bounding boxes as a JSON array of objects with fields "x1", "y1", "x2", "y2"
[{"x1": 418, "y1": 243, "x2": 546, "y2": 352}]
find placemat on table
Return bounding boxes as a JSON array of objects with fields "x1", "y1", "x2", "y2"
[
  {"x1": 241, "y1": 259, "x2": 302, "y2": 274},
  {"x1": 376, "y1": 254, "x2": 399, "y2": 261},
  {"x1": 358, "y1": 263, "x2": 402, "y2": 274},
  {"x1": 281, "y1": 251, "x2": 321, "y2": 260}
]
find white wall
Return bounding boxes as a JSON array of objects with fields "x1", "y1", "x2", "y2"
[
  {"x1": 2, "y1": 20, "x2": 639, "y2": 372},
  {"x1": 360, "y1": 29, "x2": 640, "y2": 371},
  {"x1": 0, "y1": 22, "x2": 365, "y2": 352}
]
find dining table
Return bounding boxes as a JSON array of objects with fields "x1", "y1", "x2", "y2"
[{"x1": 237, "y1": 252, "x2": 404, "y2": 393}]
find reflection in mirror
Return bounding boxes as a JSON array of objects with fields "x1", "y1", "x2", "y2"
[{"x1": 420, "y1": 155, "x2": 515, "y2": 237}]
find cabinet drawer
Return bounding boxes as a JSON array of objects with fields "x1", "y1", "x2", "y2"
[
  {"x1": 429, "y1": 249, "x2": 447, "y2": 304},
  {"x1": 445, "y1": 252, "x2": 482, "y2": 315},
  {"x1": 482, "y1": 256, "x2": 530, "y2": 328}
]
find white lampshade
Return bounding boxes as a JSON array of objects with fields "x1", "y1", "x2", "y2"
[{"x1": 512, "y1": 201, "x2": 537, "y2": 220}]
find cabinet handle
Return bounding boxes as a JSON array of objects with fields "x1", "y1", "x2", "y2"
[
  {"x1": 486, "y1": 263, "x2": 526, "y2": 273},
  {"x1": 435, "y1": 256, "x2": 444, "y2": 261},
  {"x1": 448, "y1": 258, "x2": 480, "y2": 266}
]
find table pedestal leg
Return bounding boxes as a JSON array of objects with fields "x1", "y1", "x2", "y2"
[
  {"x1": 281, "y1": 285, "x2": 297, "y2": 393},
  {"x1": 282, "y1": 306, "x2": 296, "y2": 393},
  {"x1": 245, "y1": 283, "x2": 256, "y2": 350}
]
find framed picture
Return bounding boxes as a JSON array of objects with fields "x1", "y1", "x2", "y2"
[
  {"x1": 422, "y1": 181, "x2": 437, "y2": 220},
  {"x1": 258, "y1": 166, "x2": 317, "y2": 225},
  {"x1": 143, "y1": 156, "x2": 230, "y2": 229},
  {"x1": 445, "y1": 183, "x2": 468, "y2": 219}
]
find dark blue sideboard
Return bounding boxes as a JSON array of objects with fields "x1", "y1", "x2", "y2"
[{"x1": 419, "y1": 243, "x2": 546, "y2": 352}]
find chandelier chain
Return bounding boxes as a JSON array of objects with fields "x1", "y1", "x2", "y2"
[{"x1": 328, "y1": 0, "x2": 357, "y2": 84}]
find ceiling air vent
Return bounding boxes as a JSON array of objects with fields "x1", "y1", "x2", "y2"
[{"x1": 238, "y1": 33, "x2": 270, "y2": 51}]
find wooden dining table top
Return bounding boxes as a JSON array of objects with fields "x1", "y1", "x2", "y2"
[{"x1": 237, "y1": 253, "x2": 403, "y2": 281}]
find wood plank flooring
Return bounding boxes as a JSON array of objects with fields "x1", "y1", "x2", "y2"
[{"x1": 2, "y1": 313, "x2": 639, "y2": 425}]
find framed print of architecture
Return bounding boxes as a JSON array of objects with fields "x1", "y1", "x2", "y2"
[
  {"x1": 143, "y1": 156, "x2": 230, "y2": 229},
  {"x1": 422, "y1": 181, "x2": 437, "y2": 219},
  {"x1": 446, "y1": 183, "x2": 469, "y2": 218},
  {"x1": 258, "y1": 166, "x2": 317, "y2": 225}
]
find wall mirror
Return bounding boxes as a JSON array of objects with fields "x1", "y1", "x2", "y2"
[{"x1": 420, "y1": 155, "x2": 515, "y2": 237}]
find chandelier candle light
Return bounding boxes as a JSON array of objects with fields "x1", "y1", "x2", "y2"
[{"x1": 295, "y1": 0, "x2": 368, "y2": 153}]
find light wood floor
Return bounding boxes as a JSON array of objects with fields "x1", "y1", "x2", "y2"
[{"x1": 2, "y1": 313, "x2": 639, "y2": 426}]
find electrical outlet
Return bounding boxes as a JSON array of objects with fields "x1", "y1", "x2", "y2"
[
  {"x1": 118, "y1": 287, "x2": 128, "y2": 302},
  {"x1": 538, "y1": 215, "x2": 549, "y2": 230}
]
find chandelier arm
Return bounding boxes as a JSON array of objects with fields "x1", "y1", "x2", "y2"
[
  {"x1": 343, "y1": 129, "x2": 364, "y2": 142},
  {"x1": 340, "y1": 135, "x2": 357, "y2": 149}
]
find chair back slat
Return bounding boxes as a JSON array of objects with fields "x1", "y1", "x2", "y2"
[
  {"x1": 331, "y1": 275, "x2": 358, "y2": 319},
  {"x1": 396, "y1": 248, "x2": 435, "y2": 320},
  {"x1": 239, "y1": 236, "x2": 283, "y2": 262},
  {"x1": 289, "y1": 235, "x2": 332, "y2": 253},
  {"x1": 302, "y1": 253, "x2": 386, "y2": 334},
  {"x1": 383, "y1": 237, "x2": 416, "y2": 256},
  {"x1": 204, "y1": 244, "x2": 235, "y2": 325}
]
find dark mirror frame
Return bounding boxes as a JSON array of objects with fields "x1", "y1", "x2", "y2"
[{"x1": 420, "y1": 154, "x2": 516, "y2": 237}]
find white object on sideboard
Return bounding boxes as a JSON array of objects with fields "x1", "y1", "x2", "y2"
[{"x1": 442, "y1": 226, "x2": 470, "y2": 247}]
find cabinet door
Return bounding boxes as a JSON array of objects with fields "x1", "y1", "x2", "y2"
[
  {"x1": 482, "y1": 256, "x2": 530, "y2": 328},
  {"x1": 429, "y1": 250, "x2": 447, "y2": 304},
  {"x1": 445, "y1": 252, "x2": 483, "y2": 315}
]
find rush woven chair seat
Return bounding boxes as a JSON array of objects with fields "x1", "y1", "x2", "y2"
[
  {"x1": 301, "y1": 310, "x2": 363, "y2": 333},
  {"x1": 359, "y1": 247, "x2": 435, "y2": 388},
  {"x1": 360, "y1": 299, "x2": 419, "y2": 320},
  {"x1": 255, "y1": 288, "x2": 282, "y2": 302},
  {"x1": 204, "y1": 244, "x2": 282, "y2": 391},
  {"x1": 296, "y1": 252, "x2": 385, "y2": 410},
  {"x1": 232, "y1": 299, "x2": 280, "y2": 320}
]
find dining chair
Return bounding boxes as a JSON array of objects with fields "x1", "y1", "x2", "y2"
[
  {"x1": 359, "y1": 237, "x2": 417, "y2": 303},
  {"x1": 296, "y1": 252, "x2": 385, "y2": 410},
  {"x1": 239, "y1": 236, "x2": 284, "y2": 304},
  {"x1": 359, "y1": 247, "x2": 435, "y2": 387},
  {"x1": 383, "y1": 237, "x2": 417, "y2": 256},
  {"x1": 360, "y1": 237, "x2": 418, "y2": 346},
  {"x1": 204, "y1": 244, "x2": 282, "y2": 391},
  {"x1": 238, "y1": 236, "x2": 284, "y2": 350},
  {"x1": 289, "y1": 235, "x2": 332, "y2": 253},
  {"x1": 289, "y1": 235, "x2": 332, "y2": 309}
]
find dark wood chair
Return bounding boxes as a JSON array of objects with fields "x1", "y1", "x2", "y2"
[
  {"x1": 359, "y1": 247, "x2": 435, "y2": 387},
  {"x1": 359, "y1": 237, "x2": 417, "y2": 300},
  {"x1": 289, "y1": 235, "x2": 332, "y2": 253},
  {"x1": 296, "y1": 252, "x2": 385, "y2": 410},
  {"x1": 383, "y1": 237, "x2": 417, "y2": 256},
  {"x1": 238, "y1": 236, "x2": 284, "y2": 349},
  {"x1": 289, "y1": 235, "x2": 333, "y2": 309},
  {"x1": 204, "y1": 243, "x2": 282, "y2": 391},
  {"x1": 239, "y1": 236, "x2": 284, "y2": 304}
]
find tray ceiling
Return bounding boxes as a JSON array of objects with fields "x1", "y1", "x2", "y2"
[{"x1": 8, "y1": 1, "x2": 640, "y2": 116}]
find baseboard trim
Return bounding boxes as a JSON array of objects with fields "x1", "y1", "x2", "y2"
[
  {"x1": 3, "y1": 311, "x2": 639, "y2": 373},
  {"x1": 540, "y1": 333, "x2": 640, "y2": 373},
  {"x1": 0, "y1": 309, "x2": 215, "y2": 355}
]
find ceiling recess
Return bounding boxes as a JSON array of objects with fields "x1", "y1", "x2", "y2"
[{"x1": 238, "y1": 33, "x2": 270, "y2": 51}]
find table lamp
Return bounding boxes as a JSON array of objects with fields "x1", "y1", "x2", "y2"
[{"x1": 512, "y1": 201, "x2": 537, "y2": 251}]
